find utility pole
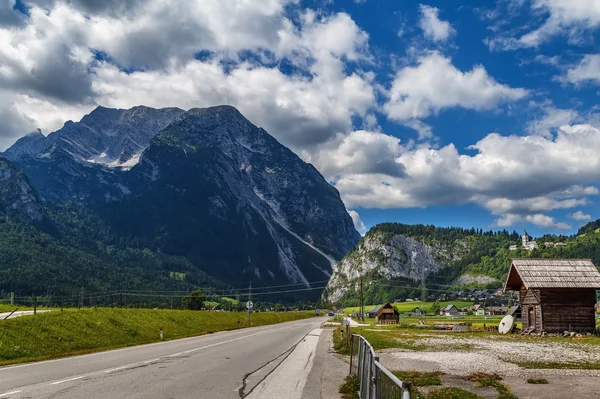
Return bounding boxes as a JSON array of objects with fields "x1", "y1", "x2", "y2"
[
  {"x1": 79, "y1": 286, "x2": 84, "y2": 309},
  {"x1": 421, "y1": 269, "x2": 426, "y2": 305},
  {"x1": 359, "y1": 277, "x2": 364, "y2": 322},
  {"x1": 10, "y1": 292, "x2": 13, "y2": 305}
]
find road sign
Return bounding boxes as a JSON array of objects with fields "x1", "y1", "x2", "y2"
[{"x1": 246, "y1": 301, "x2": 253, "y2": 309}]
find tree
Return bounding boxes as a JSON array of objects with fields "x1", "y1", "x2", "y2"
[
  {"x1": 430, "y1": 300, "x2": 441, "y2": 315},
  {"x1": 183, "y1": 290, "x2": 205, "y2": 310}
]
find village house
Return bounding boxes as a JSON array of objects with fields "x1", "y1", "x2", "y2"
[
  {"x1": 509, "y1": 245, "x2": 518, "y2": 251},
  {"x1": 486, "y1": 306, "x2": 507, "y2": 316},
  {"x1": 375, "y1": 303, "x2": 400, "y2": 325},
  {"x1": 440, "y1": 304, "x2": 459, "y2": 316},
  {"x1": 411, "y1": 307, "x2": 425, "y2": 316},
  {"x1": 504, "y1": 259, "x2": 600, "y2": 333}
]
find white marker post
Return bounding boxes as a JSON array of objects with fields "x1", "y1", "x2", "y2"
[
  {"x1": 246, "y1": 301, "x2": 253, "y2": 327},
  {"x1": 159, "y1": 328, "x2": 163, "y2": 341}
]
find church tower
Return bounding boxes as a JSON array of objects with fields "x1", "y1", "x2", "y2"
[{"x1": 522, "y1": 230, "x2": 529, "y2": 248}]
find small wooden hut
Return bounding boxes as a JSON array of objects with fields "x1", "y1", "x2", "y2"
[
  {"x1": 375, "y1": 303, "x2": 400, "y2": 325},
  {"x1": 504, "y1": 259, "x2": 600, "y2": 333}
]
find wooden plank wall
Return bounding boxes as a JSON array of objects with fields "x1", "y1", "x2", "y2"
[{"x1": 540, "y1": 288, "x2": 596, "y2": 333}]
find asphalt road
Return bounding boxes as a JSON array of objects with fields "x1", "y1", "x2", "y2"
[
  {"x1": 0, "y1": 316, "x2": 329, "y2": 399},
  {"x1": 0, "y1": 310, "x2": 51, "y2": 320}
]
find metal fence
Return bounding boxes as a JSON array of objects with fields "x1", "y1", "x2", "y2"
[{"x1": 350, "y1": 334, "x2": 412, "y2": 399}]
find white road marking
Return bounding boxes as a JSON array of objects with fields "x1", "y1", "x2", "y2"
[
  {"x1": 51, "y1": 376, "x2": 85, "y2": 385},
  {"x1": 104, "y1": 366, "x2": 128, "y2": 373},
  {"x1": 0, "y1": 390, "x2": 22, "y2": 397}
]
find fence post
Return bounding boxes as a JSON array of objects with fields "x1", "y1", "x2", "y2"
[
  {"x1": 374, "y1": 360, "x2": 381, "y2": 399},
  {"x1": 349, "y1": 335, "x2": 354, "y2": 376},
  {"x1": 34, "y1": 296, "x2": 37, "y2": 315},
  {"x1": 402, "y1": 382, "x2": 412, "y2": 399}
]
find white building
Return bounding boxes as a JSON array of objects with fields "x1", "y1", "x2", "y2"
[
  {"x1": 522, "y1": 230, "x2": 539, "y2": 250},
  {"x1": 509, "y1": 245, "x2": 518, "y2": 251}
]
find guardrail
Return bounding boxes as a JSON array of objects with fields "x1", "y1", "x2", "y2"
[{"x1": 350, "y1": 334, "x2": 411, "y2": 399}]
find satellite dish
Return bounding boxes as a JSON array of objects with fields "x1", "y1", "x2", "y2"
[{"x1": 498, "y1": 315, "x2": 515, "y2": 334}]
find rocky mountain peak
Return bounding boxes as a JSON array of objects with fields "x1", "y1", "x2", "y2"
[{"x1": 0, "y1": 158, "x2": 47, "y2": 223}]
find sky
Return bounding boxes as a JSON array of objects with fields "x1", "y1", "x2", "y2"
[{"x1": 1, "y1": 0, "x2": 600, "y2": 237}]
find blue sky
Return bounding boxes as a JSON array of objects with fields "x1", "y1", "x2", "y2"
[{"x1": 1, "y1": 0, "x2": 600, "y2": 237}]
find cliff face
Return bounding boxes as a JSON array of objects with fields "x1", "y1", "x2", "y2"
[
  {"x1": 0, "y1": 158, "x2": 47, "y2": 224},
  {"x1": 325, "y1": 232, "x2": 442, "y2": 302}
]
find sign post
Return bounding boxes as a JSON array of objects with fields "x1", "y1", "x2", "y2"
[{"x1": 246, "y1": 300, "x2": 253, "y2": 326}]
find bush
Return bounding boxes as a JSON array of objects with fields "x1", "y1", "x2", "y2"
[{"x1": 339, "y1": 374, "x2": 359, "y2": 399}]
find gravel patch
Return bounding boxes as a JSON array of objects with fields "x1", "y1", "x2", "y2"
[{"x1": 378, "y1": 334, "x2": 600, "y2": 377}]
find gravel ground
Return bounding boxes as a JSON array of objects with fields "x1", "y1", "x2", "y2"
[{"x1": 378, "y1": 334, "x2": 600, "y2": 377}]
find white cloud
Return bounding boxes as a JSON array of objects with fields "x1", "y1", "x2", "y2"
[
  {"x1": 486, "y1": 0, "x2": 600, "y2": 50},
  {"x1": 526, "y1": 106, "x2": 579, "y2": 137},
  {"x1": 418, "y1": 4, "x2": 454, "y2": 42},
  {"x1": 569, "y1": 210, "x2": 592, "y2": 221},
  {"x1": 0, "y1": 0, "x2": 376, "y2": 151},
  {"x1": 303, "y1": 130, "x2": 404, "y2": 178},
  {"x1": 347, "y1": 209, "x2": 367, "y2": 234},
  {"x1": 495, "y1": 214, "x2": 571, "y2": 230},
  {"x1": 383, "y1": 52, "x2": 528, "y2": 122},
  {"x1": 564, "y1": 54, "x2": 600, "y2": 86},
  {"x1": 403, "y1": 119, "x2": 434, "y2": 141},
  {"x1": 335, "y1": 122, "x2": 600, "y2": 229}
]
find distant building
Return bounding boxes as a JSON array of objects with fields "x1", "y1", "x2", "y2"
[
  {"x1": 411, "y1": 307, "x2": 425, "y2": 316},
  {"x1": 440, "y1": 304, "x2": 458, "y2": 316},
  {"x1": 375, "y1": 303, "x2": 400, "y2": 325},
  {"x1": 509, "y1": 245, "x2": 518, "y2": 251},
  {"x1": 544, "y1": 242, "x2": 554, "y2": 248},
  {"x1": 554, "y1": 242, "x2": 566, "y2": 247},
  {"x1": 522, "y1": 230, "x2": 539, "y2": 250}
]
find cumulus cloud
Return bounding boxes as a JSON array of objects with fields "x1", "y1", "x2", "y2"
[
  {"x1": 383, "y1": 52, "x2": 527, "y2": 122},
  {"x1": 347, "y1": 210, "x2": 367, "y2": 234},
  {"x1": 486, "y1": 0, "x2": 600, "y2": 50},
  {"x1": 418, "y1": 4, "x2": 454, "y2": 42},
  {"x1": 526, "y1": 106, "x2": 580, "y2": 137},
  {"x1": 495, "y1": 213, "x2": 571, "y2": 230},
  {"x1": 303, "y1": 130, "x2": 405, "y2": 178},
  {"x1": 0, "y1": 0, "x2": 376, "y2": 151},
  {"x1": 335, "y1": 123, "x2": 600, "y2": 230},
  {"x1": 564, "y1": 54, "x2": 600, "y2": 85},
  {"x1": 569, "y1": 210, "x2": 592, "y2": 221}
]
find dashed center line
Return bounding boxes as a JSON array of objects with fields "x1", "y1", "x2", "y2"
[{"x1": 51, "y1": 376, "x2": 85, "y2": 385}]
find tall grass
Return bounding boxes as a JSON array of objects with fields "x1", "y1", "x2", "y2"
[{"x1": 0, "y1": 308, "x2": 312, "y2": 365}]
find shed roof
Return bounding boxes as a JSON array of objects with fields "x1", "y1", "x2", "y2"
[
  {"x1": 367, "y1": 305, "x2": 381, "y2": 314},
  {"x1": 443, "y1": 304, "x2": 457, "y2": 311},
  {"x1": 504, "y1": 259, "x2": 600, "y2": 291}
]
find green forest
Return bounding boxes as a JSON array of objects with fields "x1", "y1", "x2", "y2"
[{"x1": 333, "y1": 222, "x2": 600, "y2": 307}]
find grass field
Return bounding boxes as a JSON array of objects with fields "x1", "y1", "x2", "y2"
[
  {"x1": 0, "y1": 304, "x2": 34, "y2": 313},
  {"x1": 0, "y1": 308, "x2": 313, "y2": 366}
]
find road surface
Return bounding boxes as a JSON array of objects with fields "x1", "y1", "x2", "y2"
[
  {"x1": 0, "y1": 310, "x2": 51, "y2": 320},
  {"x1": 0, "y1": 316, "x2": 334, "y2": 398}
]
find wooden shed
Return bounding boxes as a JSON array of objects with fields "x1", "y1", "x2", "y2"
[
  {"x1": 504, "y1": 259, "x2": 600, "y2": 334},
  {"x1": 376, "y1": 303, "x2": 400, "y2": 325}
]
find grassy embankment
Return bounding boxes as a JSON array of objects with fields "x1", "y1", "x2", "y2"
[{"x1": 0, "y1": 308, "x2": 313, "y2": 366}]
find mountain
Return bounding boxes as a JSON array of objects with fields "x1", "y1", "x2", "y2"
[
  {"x1": 3, "y1": 106, "x2": 185, "y2": 201},
  {"x1": 324, "y1": 222, "x2": 600, "y2": 305},
  {"x1": 103, "y1": 105, "x2": 359, "y2": 288},
  {"x1": 0, "y1": 157, "x2": 47, "y2": 224},
  {"x1": 0, "y1": 105, "x2": 359, "y2": 298}
]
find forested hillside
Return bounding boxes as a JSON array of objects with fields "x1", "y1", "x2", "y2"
[{"x1": 326, "y1": 221, "x2": 600, "y2": 306}]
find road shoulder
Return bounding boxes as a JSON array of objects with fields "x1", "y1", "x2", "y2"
[{"x1": 301, "y1": 327, "x2": 346, "y2": 399}]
